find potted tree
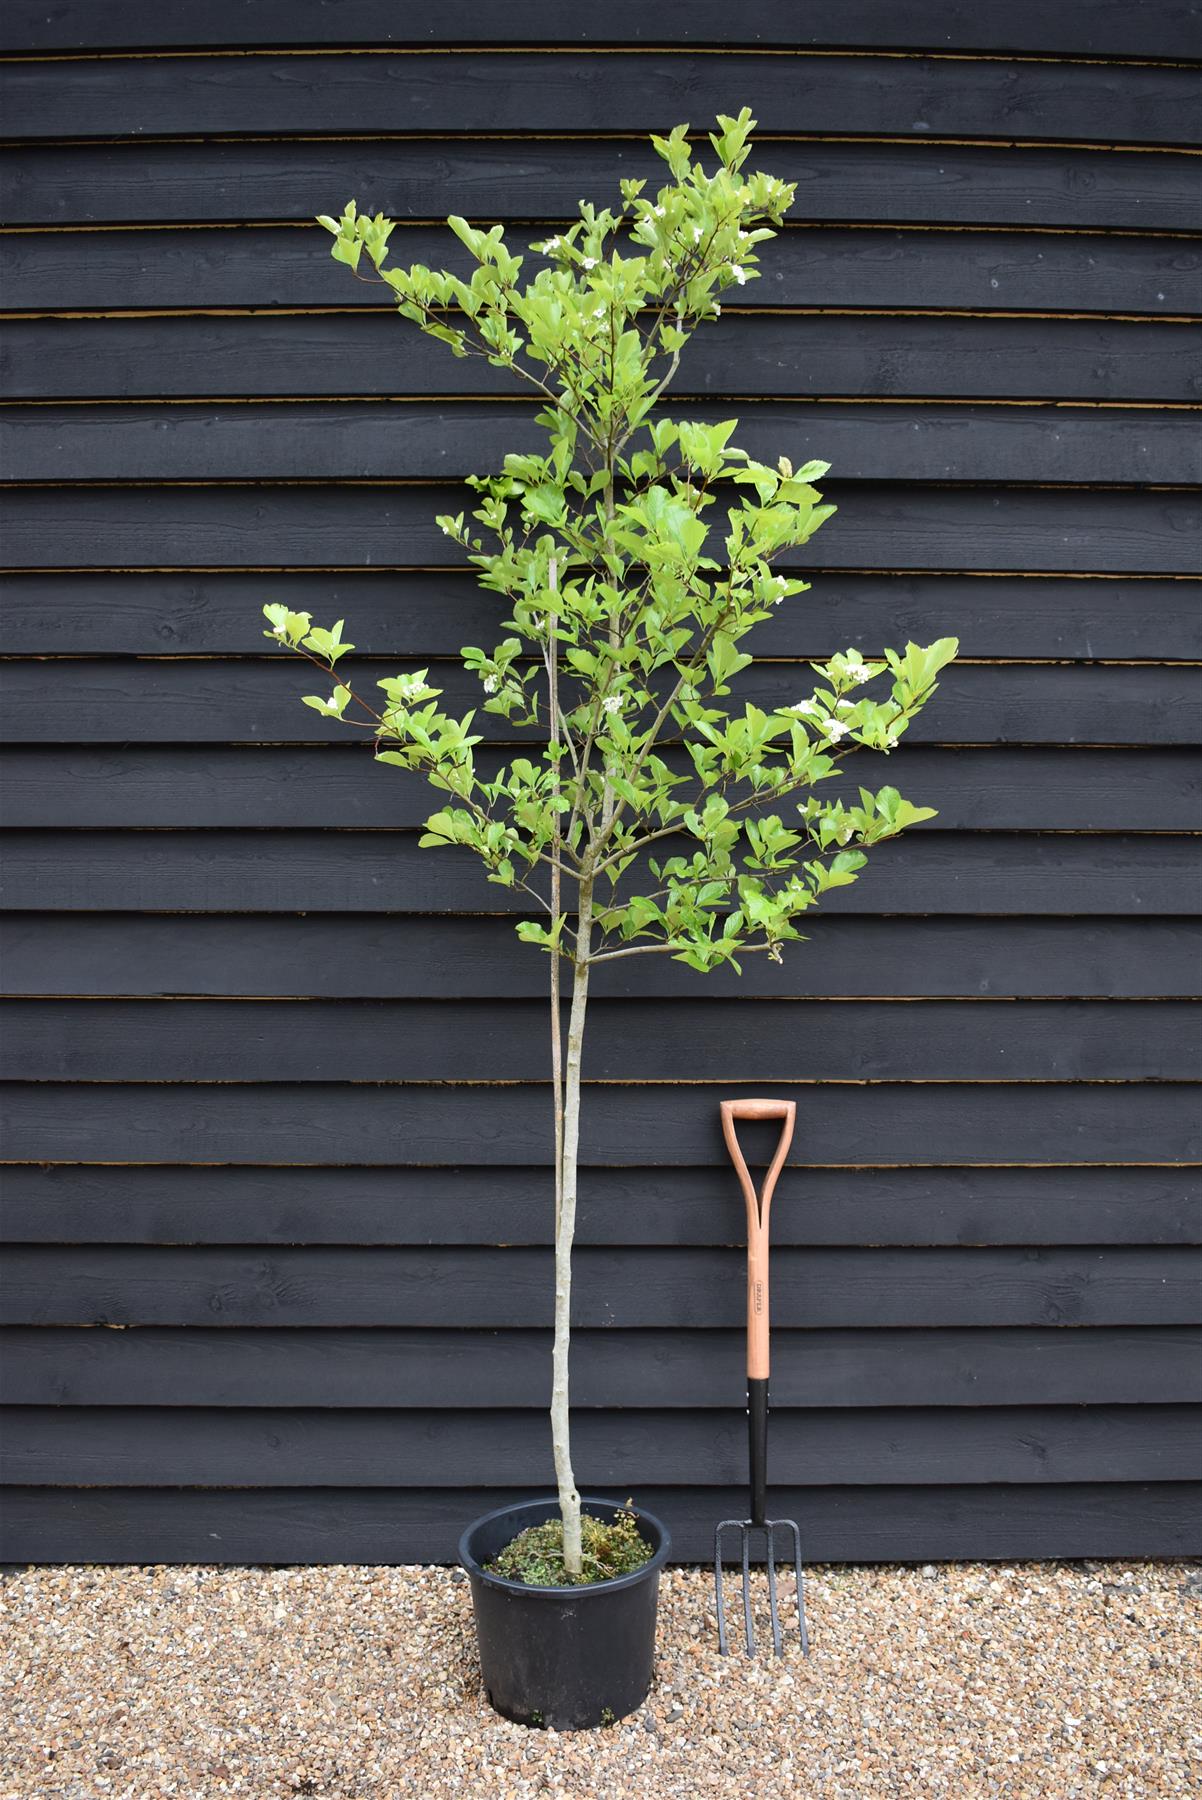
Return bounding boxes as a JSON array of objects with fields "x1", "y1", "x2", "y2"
[{"x1": 263, "y1": 110, "x2": 957, "y2": 1729}]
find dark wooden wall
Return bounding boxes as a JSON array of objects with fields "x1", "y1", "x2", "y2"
[{"x1": 1, "y1": 3, "x2": 1199, "y2": 1565}]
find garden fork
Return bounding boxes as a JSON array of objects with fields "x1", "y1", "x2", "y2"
[{"x1": 713, "y1": 1097, "x2": 810, "y2": 1657}]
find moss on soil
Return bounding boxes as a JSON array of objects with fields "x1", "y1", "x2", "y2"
[{"x1": 486, "y1": 1507, "x2": 653, "y2": 1588}]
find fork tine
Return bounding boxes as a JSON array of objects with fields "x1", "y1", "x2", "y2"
[
  {"x1": 740, "y1": 1524, "x2": 755, "y2": 1657},
  {"x1": 765, "y1": 1523, "x2": 784, "y2": 1656},
  {"x1": 713, "y1": 1521, "x2": 731, "y2": 1656},
  {"x1": 778, "y1": 1516, "x2": 810, "y2": 1656}
]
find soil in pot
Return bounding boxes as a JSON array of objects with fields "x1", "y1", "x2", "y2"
[
  {"x1": 486, "y1": 1504, "x2": 653, "y2": 1587},
  {"x1": 459, "y1": 1496, "x2": 671, "y2": 1731}
]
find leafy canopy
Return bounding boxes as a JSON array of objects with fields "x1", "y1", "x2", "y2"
[{"x1": 267, "y1": 109, "x2": 957, "y2": 971}]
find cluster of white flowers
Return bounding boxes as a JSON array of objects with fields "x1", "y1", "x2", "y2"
[
  {"x1": 652, "y1": 205, "x2": 666, "y2": 218},
  {"x1": 823, "y1": 719, "x2": 850, "y2": 742},
  {"x1": 836, "y1": 698, "x2": 855, "y2": 711},
  {"x1": 394, "y1": 672, "x2": 427, "y2": 700},
  {"x1": 271, "y1": 623, "x2": 286, "y2": 637},
  {"x1": 482, "y1": 674, "x2": 499, "y2": 694},
  {"x1": 582, "y1": 256, "x2": 597, "y2": 270},
  {"x1": 538, "y1": 236, "x2": 562, "y2": 254},
  {"x1": 729, "y1": 265, "x2": 747, "y2": 285},
  {"x1": 693, "y1": 226, "x2": 703, "y2": 242},
  {"x1": 787, "y1": 699, "x2": 817, "y2": 717},
  {"x1": 601, "y1": 694, "x2": 623, "y2": 715},
  {"x1": 770, "y1": 576, "x2": 789, "y2": 605},
  {"x1": 846, "y1": 659, "x2": 873, "y2": 684}
]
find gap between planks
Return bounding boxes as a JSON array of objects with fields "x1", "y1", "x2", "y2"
[
  {"x1": 5, "y1": 398, "x2": 1199, "y2": 414},
  {"x1": 1, "y1": 45, "x2": 1199, "y2": 69},
  {"x1": 3, "y1": 130, "x2": 1200, "y2": 156},
  {"x1": 4, "y1": 220, "x2": 1201, "y2": 240},
  {"x1": 4, "y1": 307, "x2": 1198, "y2": 323}
]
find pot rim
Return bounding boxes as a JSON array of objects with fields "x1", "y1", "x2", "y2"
[{"x1": 458, "y1": 1494, "x2": 671, "y2": 1599}]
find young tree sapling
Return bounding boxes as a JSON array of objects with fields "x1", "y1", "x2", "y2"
[{"x1": 263, "y1": 110, "x2": 958, "y2": 1578}]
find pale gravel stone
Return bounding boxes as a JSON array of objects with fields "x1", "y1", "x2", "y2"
[{"x1": 1, "y1": 1560, "x2": 1198, "y2": 1799}]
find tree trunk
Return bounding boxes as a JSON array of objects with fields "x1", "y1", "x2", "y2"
[{"x1": 551, "y1": 877, "x2": 592, "y2": 1575}]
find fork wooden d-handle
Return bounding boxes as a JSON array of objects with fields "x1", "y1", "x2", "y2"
[{"x1": 719, "y1": 1098, "x2": 796, "y2": 1385}]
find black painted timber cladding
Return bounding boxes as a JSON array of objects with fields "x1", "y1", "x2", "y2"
[{"x1": 0, "y1": 5, "x2": 1199, "y2": 1567}]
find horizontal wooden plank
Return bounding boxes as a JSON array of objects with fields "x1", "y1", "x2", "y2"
[
  {"x1": 5, "y1": 227, "x2": 1199, "y2": 317},
  {"x1": 9, "y1": 1245, "x2": 1194, "y2": 1331},
  {"x1": 5, "y1": 571, "x2": 1197, "y2": 661},
  {"x1": 5, "y1": 52, "x2": 1198, "y2": 147},
  {"x1": 4, "y1": 1, "x2": 1198, "y2": 59},
  {"x1": 6, "y1": 1244, "x2": 1196, "y2": 1330},
  {"x1": 5, "y1": 660, "x2": 1194, "y2": 749},
  {"x1": 5, "y1": 1403, "x2": 1197, "y2": 1487},
  {"x1": 8, "y1": 402, "x2": 1201, "y2": 487},
  {"x1": 5, "y1": 315, "x2": 1199, "y2": 405},
  {"x1": 6, "y1": 1326, "x2": 1197, "y2": 1409},
  {"x1": 5, "y1": 140, "x2": 1199, "y2": 232},
  {"x1": 222, "y1": 488, "x2": 1035, "y2": 580},
  {"x1": 4, "y1": 1480, "x2": 1197, "y2": 1565},
  {"x1": 4, "y1": 1164, "x2": 1195, "y2": 1248},
  {"x1": 2, "y1": 830, "x2": 1196, "y2": 915},
  {"x1": 4, "y1": 747, "x2": 1193, "y2": 831},
  {"x1": 7, "y1": 998, "x2": 1197, "y2": 1084},
  {"x1": 3, "y1": 482, "x2": 1195, "y2": 574},
  {"x1": 3, "y1": 1082, "x2": 1198, "y2": 1166},
  {"x1": 6, "y1": 914, "x2": 1198, "y2": 1001}
]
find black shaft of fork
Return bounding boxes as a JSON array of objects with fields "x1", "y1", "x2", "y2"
[{"x1": 748, "y1": 1377, "x2": 769, "y2": 1526}]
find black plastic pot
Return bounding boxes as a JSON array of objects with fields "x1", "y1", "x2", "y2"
[{"x1": 458, "y1": 1495, "x2": 671, "y2": 1731}]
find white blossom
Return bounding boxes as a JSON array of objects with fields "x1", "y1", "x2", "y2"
[
  {"x1": 593, "y1": 306, "x2": 606, "y2": 319},
  {"x1": 788, "y1": 699, "x2": 817, "y2": 716},
  {"x1": 582, "y1": 256, "x2": 597, "y2": 269},
  {"x1": 836, "y1": 698, "x2": 855, "y2": 711},
  {"x1": 730, "y1": 265, "x2": 747, "y2": 284},
  {"x1": 712, "y1": 302, "x2": 721, "y2": 316},
  {"x1": 543, "y1": 236, "x2": 561, "y2": 253},
  {"x1": 886, "y1": 733, "x2": 898, "y2": 749},
  {"x1": 271, "y1": 624, "x2": 286, "y2": 637},
  {"x1": 693, "y1": 226, "x2": 703, "y2": 242},
  {"x1": 483, "y1": 674, "x2": 499, "y2": 694},
  {"x1": 601, "y1": 694, "x2": 623, "y2": 715},
  {"x1": 847, "y1": 660, "x2": 873, "y2": 684},
  {"x1": 824, "y1": 719, "x2": 850, "y2": 741},
  {"x1": 652, "y1": 205, "x2": 666, "y2": 218}
]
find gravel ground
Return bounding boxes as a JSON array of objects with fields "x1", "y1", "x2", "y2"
[{"x1": 2, "y1": 1559, "x2": 1198, "y2": 1799}]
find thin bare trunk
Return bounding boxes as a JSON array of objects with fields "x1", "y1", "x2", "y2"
[
  {"x1": 547, "y1": 557, "x2": 564, "y2": 1234},
  {"x1": 551, "y1": 875, "x2": 592, "y2": 1575}
]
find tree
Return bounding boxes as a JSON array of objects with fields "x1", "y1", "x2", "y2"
[{"x1": 264, "y1": 110, "x2": 957, "y2": 1576}]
